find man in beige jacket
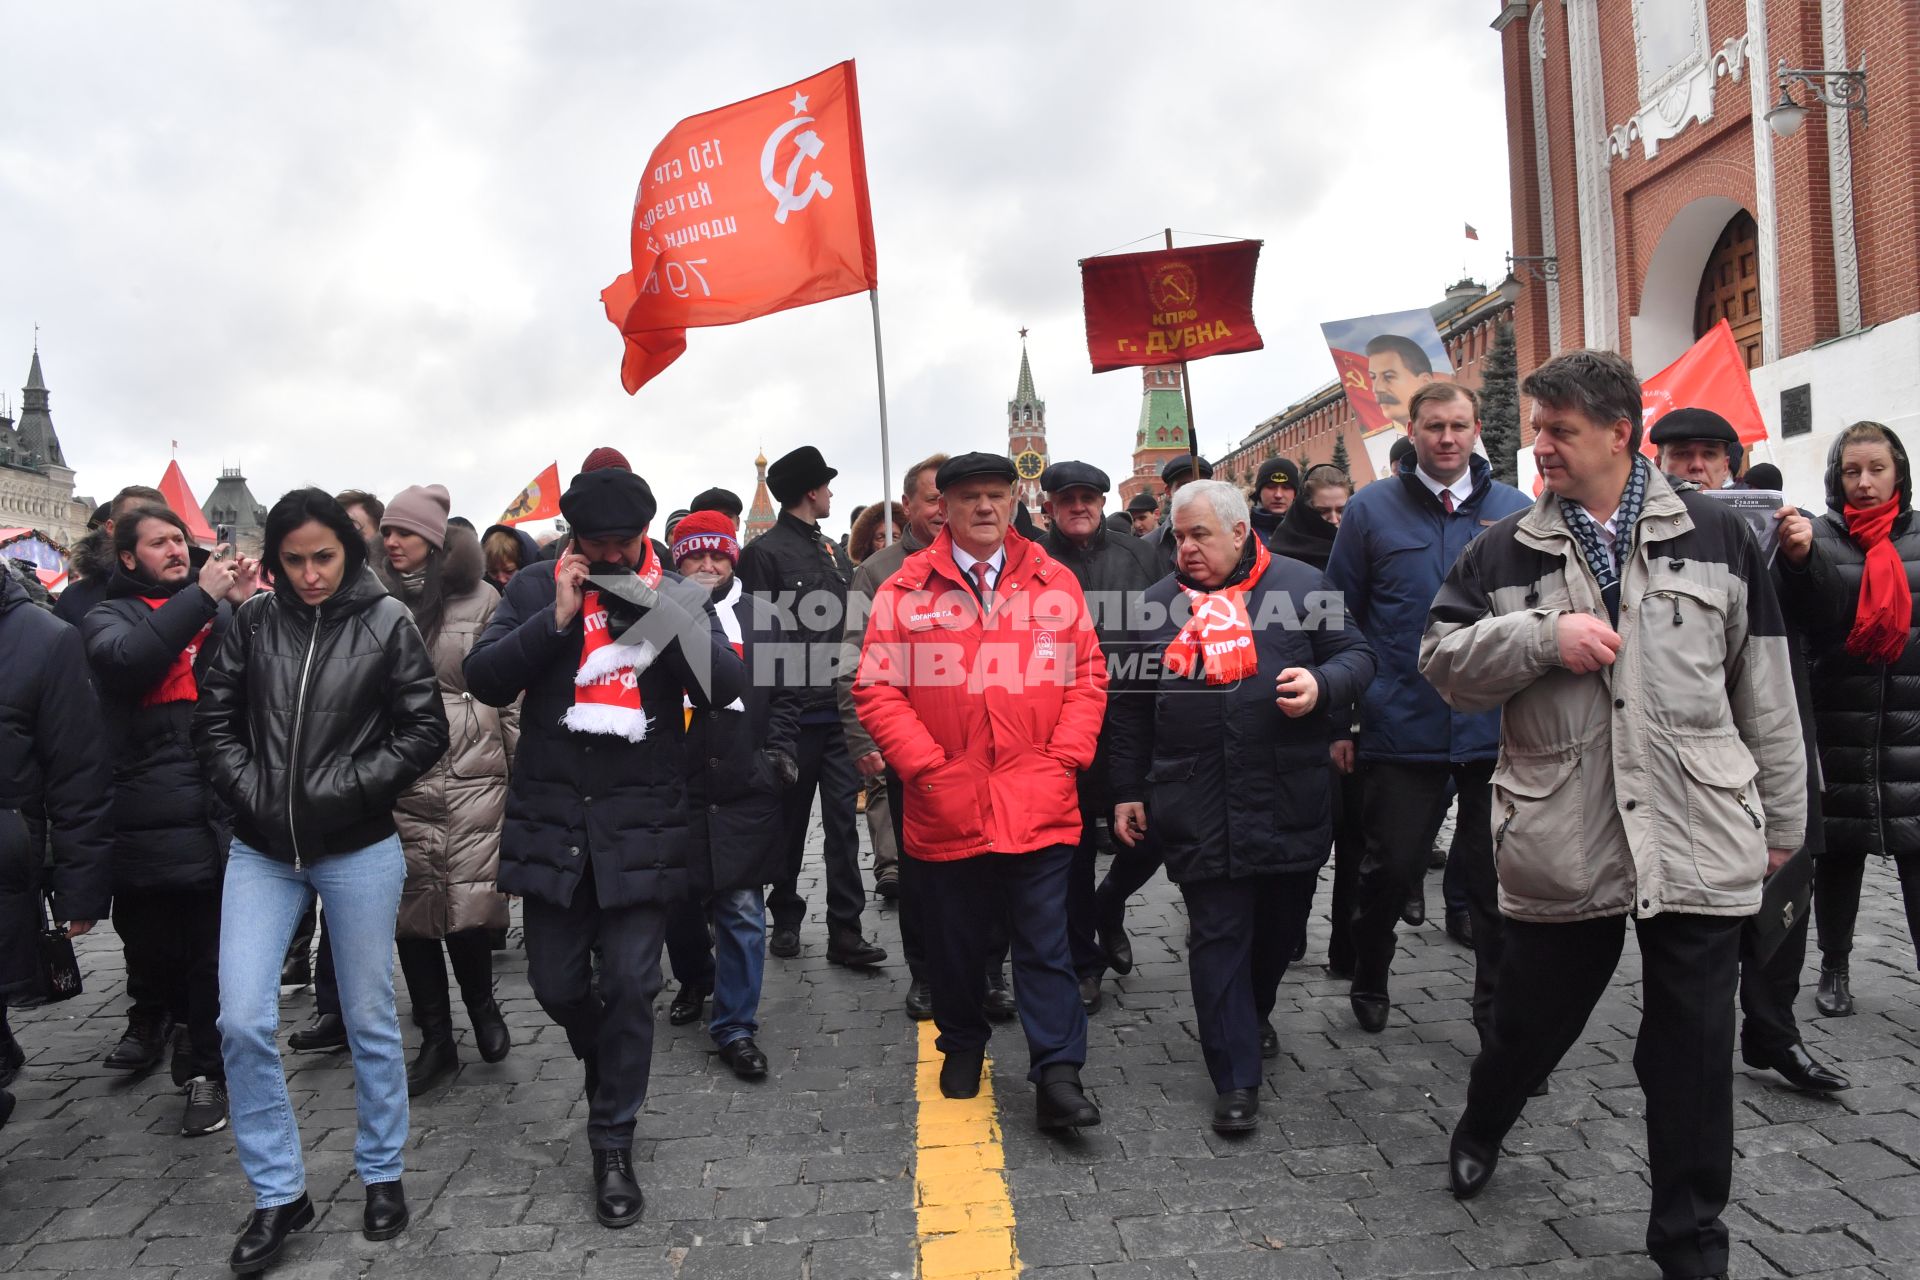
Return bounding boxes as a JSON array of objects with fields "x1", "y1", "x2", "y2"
[{"x1": 1419, "y1": 350, "x2": 1804, "y2": 1280}]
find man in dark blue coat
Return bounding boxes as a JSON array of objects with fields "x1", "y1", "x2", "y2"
[
  {"x1": 1110, "y1": 479, "x2": 1373, "y2": 1132},
  {"x1": 464, "y1": 467, "x2": 746, "y2": 1229},
  {"x1": 1325, "y1": 383, "x2": 1529, "y2": 1036}
]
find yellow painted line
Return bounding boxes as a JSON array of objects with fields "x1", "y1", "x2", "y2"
[{"x1": 913, "y1": 1019, "x2": 1020, "y2": 1279}]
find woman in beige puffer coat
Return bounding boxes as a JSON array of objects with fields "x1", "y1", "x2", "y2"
[{"x1": 374, "y1": 487, "x2": 517, "y2": 1095}]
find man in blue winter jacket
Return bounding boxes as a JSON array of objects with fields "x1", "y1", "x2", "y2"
[{"x1": 1325, "y1": 382, "x2": 1530, "y2": 1036}]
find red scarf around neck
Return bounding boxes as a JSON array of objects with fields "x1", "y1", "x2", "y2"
[
  {"x1": 561, "y1": 542, "x2": 664, "y2": 741},
  {"x1": 137, "y1": 596, "x2": 214, "y2": 707},
  {"x1": 1165, "y1": 540, "x2": 1269, "y2": 685},
  {"x1": 1844, "y1": 499, "x2": 1912, "y2": 665}
]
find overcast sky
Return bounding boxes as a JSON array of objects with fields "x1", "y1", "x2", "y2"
[{"x1": 2, "y1": 1, "x2": 1514, "y2": 534}]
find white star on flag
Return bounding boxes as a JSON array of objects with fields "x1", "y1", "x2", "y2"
[{"x1": 790, "y1": 91, "x2": 809, "y2": 114}]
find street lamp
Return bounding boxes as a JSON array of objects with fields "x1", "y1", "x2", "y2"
[{"x1": 1765, "y1": 58, "x2": 1868, "y2": 138}]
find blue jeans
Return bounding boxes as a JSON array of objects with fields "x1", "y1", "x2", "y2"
[
  {"x1": 708, "y1": 888, "x2": 766, "y2": 1048},
  {"x1": 219, "y1": 836, "x2": 408, "y2": 1208}
]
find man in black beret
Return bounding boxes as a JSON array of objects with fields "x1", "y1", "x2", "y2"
[
  {"x1": 1126, "y1": 491, "x2": 1159, "y2": 536},
  {"x1": 1141, "y1": 453, "x2": 1214, "y2": 574},
  {"x1": 1649, "y1": 407, "x2": 1743, "y2": 490},
  {"x1": 737, "y1": 447, "x2": 887, "y2": 969},
  {"x1": 465, "y1": 466, "x2": 749, "y2": 1228},
  {"x1": 1249, "y1": 457, "x2": 1302, "y2": 547},
  {"x1": 1039, "y1": 461, "x2": 1160, "y2": 1013},
  {"x1": 688, "y1": 487, "x2": 745, "y2": 528},
  {"x1": 854, "y1": 450, "x2": 1107, "y2": 1131}
]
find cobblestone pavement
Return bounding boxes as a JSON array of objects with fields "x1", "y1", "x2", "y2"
[{"x1": 5, "y1": 816, "x2": 1920, "y2": 1279}]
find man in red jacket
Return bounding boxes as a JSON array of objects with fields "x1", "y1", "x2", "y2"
[{"x1": 854, "y1": 453, "x2": 1108, "y2": 1130}]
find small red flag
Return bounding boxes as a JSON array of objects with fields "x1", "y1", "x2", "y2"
[
  {"x1": 602, "y1": 61, "x2": 878, "y2": 393},
  {"x1": 158, "y1": 460, "x2": 218, "y2": 545},
  {"x1": 1639, "y1": 320, "x2": 1767, "y2": 455},
  {"x1": 1079, "y1": 240, "x2": 1264, "y2": 373},
  {"x1": 499, "y1": 463, "x2": 562, "y2": 526},
  {"x1": 1464, "y1": 223, "x2": 1479, "y2": 241}
]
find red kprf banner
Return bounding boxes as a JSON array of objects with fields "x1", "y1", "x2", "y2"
[
  {"x1": 1639, "y1": 319, "x2": 1768, "y2": 454},
  {"x1": 1080, "y1": 240, "x2": 1263, "y2": 373},
  {"x1": 499, "y1": 463, "x2": 562, "y2": 526},
  {"x1": 602, "y1": 60, "x2": 878, "y2": 393}
]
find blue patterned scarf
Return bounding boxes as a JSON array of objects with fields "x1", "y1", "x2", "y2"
[{"x1": 1558, "y1": 455, "x2": 1651, "y2": 624}]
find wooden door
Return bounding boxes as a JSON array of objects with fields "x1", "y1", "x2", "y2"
[{"x1": 1694, "y1": 210, "x2": 1765, "y2": 369}]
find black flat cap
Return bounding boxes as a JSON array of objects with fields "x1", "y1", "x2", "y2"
[
  {"x1": 1648, "y1": 407, "x2": 1739, "y2": 447},
  {"x1": 688, "y1": 486, "x2": 743, "y2": 518},
  {"x1": 1040, "y1": 460, "x2": 1110, "y2": 495},
  {"x1": 1255, "y1": 457, "x2": 1301, "y2": 491},
  {"x1": 1126, "y1": 492, "x2": 1158, "y2": 515},
  {"x1": 561, "y1": 467, "x2": 658, "y2": 539},
  {"x1": 935, "y1": 452, "x2": 1017, "y2": 491},
  {"x1": 766, "y1": 446, "x2": 838, "y2": 504},
  {"x1": 1160, "y1": 454, "x2": 1214, "y2": 484}
]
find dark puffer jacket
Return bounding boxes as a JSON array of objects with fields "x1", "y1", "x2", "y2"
[
  {"x1": 464, "y1": 561, "x2": 749, "y2": 910},
  {"x1": 195, "y1": 565, "x2": 449, "y2": 865},
  {"x1": 736, "y1": 510, "x2": 852, "y2": 716},
  {"x1": 1780, "y1": 430, "x2": 1920, "y2": 858},
  {"x1": 81, "y1": 568, "x2": 233, "y2": 892},
  {"x1": 1108, "y1": 540, "x2": 1375, "y2": 883},
  {"x1": 686, "y1": 582, "x2": 802, "y2": 895},
  {"x1": 0, "y1": 572, "x2": 113, "y2": 1003}
]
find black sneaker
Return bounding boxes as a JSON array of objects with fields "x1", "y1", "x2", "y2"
[{"x1": 181, "y1": 1077, "x2": 228, "y2": 1137}]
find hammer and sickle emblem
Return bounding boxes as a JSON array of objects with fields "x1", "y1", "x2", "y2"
[
  {"x1": 762, "y1": 114, "x2": 834, "y2": 224},
  {"x1": 1192, "y1": 596, "x2": 1242, "y2": 636}
]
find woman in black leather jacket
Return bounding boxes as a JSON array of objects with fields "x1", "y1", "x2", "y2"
[{"x1": 194, "y1": 488, "x2": 447, "y2": 1272}]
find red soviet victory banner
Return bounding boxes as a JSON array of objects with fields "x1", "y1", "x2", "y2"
[
  {"x1": 1080, "y1": 240, "x2": 1264, "y2": 373},
  {"x1": 1639, "y1": 319, "x2": 1768, "y2": 455},
  {"x1": 601, "y1": 61, "x2": 878, "y2": 393}
]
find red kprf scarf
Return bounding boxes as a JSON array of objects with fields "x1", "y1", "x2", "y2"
[
  {"x1": 137, "y1": 597, "x2": 214, "y2": 707},
  {"x1": 1165, "y1": 540, "x2": 1269, "y2": 685},
  {"x1": 562, "y1": 543, "x2": 664, "y2": 742},
  {"x1": 1844, "y1": 499, "x2": 1913, "y2": 665}
]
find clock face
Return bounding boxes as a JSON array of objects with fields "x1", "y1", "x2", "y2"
[{"x1": 1015, "y1": 450, "x2": 1044, "y2": 479}]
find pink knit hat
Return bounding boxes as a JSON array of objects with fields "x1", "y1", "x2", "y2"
[{"x1": 381, "y1": 484, "x2": 450, "y2": 549}]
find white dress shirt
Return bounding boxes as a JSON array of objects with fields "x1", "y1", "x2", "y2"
[
  {"x1": 1415, "y1": 467, "x2": 1475, "y2": 511},
  {"x1": 951, "y1": 543, "x2": 1006, "y2": 594}
]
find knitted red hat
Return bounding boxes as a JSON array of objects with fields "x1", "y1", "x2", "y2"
[
  {"x1": 581, "y1": 446, "x2": 631, "y2": 473},
  {"x1": 671, "y1": 508, "x2": 740, "y2": 565}
]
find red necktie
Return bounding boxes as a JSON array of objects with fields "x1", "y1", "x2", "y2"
[
  {"x1": 1441, "y1": 489, "x2": 1456, "y2": 514},
  {"x1": 970, "y1": 560, "x2": 994, "y2": 608}
]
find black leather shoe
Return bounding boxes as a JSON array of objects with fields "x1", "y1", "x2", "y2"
[
  {"x1": 228, "y1": 1194, "x2": 314, "y2": 1273},
  {"x1": 1077, "y1": 975, "x2": 1103, "y2": 1015},
  {"x1": 940, "y1": 1049, "x2": 985, "y2": 1100},
  {"x1": 405, "y1": 1033, "x2": 457, "y2": 1097},
  {"x1": 1816, "y1": 965, "x2": 1854, "y2": 1017},
  {"x1": 667, "y1": 984, "x2": 709, "y2": 1026},
  {"x1": 1745, "y1": 1041, "x2": 1850, "y2": 1092},
  {"x1": 1401, "y1": 893, "x2": 1426, "y2": 928},
  {"x1": 718, "y1": 1037, "x2": 769, "y2": 1080},
  {"x1": 470, "y1": 1001, "x2": 511, "y2": 1063},
  {"x1": 874, "y1": 866, "x2": 900, "y2": 900},
  {"x1": 767, "y1": 927, "x2": 801, "y2": 959},
  {"x1": 288, "y1": 1013, "x2": 348, "y2": 1053},
  {"x1": 826, "y1": 932, "x2": 887, "y2": 967},
  {"x1": 1096, "y1": 907, "x2": 1134, "y2": 976},
  {"x1": 1259, "y1": 1020, "x2": 1279, "y2": 1060},
  {"x1": 1349, "y1": 991, "x2": 1390, "y2": 1033},
  {"x1": 1448, "y1": 1128, "x2": 1498, "y2": 1200},
  {"x1": 1036, "y1": 1077, "x2": 1100, "y2": 1131},
  {"x1": 105, "y1": 1011, "x2": 173, "y2": 1072},
  {"x1": 1212, "y1": 1088, "x2": 1259, "y2": 1133},
  {"x1": 1445, "y1": 908, "x2": 1474, "y2": 948},
  {"x1": 592, "y1": 1148, "x2": 643, "y2": 1228},
  {"x1": 904, "y1": 980, "x2": 934, "y2": 1020},
  {"x1": 982, "y1": 976, "x2": 1018, "y2": 1022},
  {"x1": 362, "y1": 1180, "x2": 408, "y2": 1241}
]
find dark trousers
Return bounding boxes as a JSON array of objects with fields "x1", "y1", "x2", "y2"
[
  {"x1": 1183, "y1": 870, "x2": 1318, "y2": 1092},
  {"x1": 112, "y1": 887, "x2": 223, "y2": 1078},
  {"x1": 1740, "y1": 899, "x2": 1811, "y2": 1061},
  {"x1": 1815, "y1": 847, "x2": 1920, "y2": 970},
  {"x1": 767, "y1": 720, "x2": 865, "y2": 937},
  {"x1": 1353, "y1": 760, "x2": 1500, "y2": 1034},
  {"x1": 396, "y1": 928, "x2": 495, "y2": 1031},
  {"x1": 889, "y1": 771, "x2": 1008, "y2": 985},
  {"x1": 919, "y1": 845, "x2": 1087, "y2": 1079},
  {"x1": 1067, "y1": 775, "x2": 1109, "y2": 979},
  {"x1": 1461, "y1": 912, "x2": 1742, "y2": 1280},
  {"x1": 1326, "y1": 764, "x2": 1366, "y2": 972},
  {"x1": 1092, "y1": 822, "x2": 1163, "y2": 937},
  {"x1": 521, "y1": 859, "x2": 667, "y2": 1150},
  {"x1": 664, "y1": 897, "x2": 714, "y2": 988}
]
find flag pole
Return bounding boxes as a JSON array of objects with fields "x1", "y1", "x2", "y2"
[
  {"x1": 869, "y1": 288, "x2": 895, "y2": 546},
  {"x1": 1167, "y1": 228, "x2": 1200, "y2": 464}
]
